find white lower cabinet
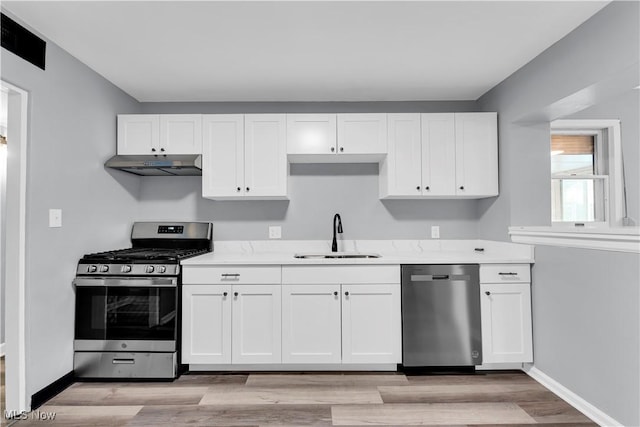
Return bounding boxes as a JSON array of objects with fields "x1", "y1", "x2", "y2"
[
  {"x1": 480, "y1": 264, "x2": 533, "y2": 364},
  {"x1": 182, "y1": 284, "x2": 231, "y2": 364},
  {"x1": 182, "y1": 283, "x2": 281, "y2": 365},
  {"x1": 341, "y1": 284, "x2": 401, "y2": 364},
  {"x1": 281, "y1": 284, "x2": 342, "y2": 364}
]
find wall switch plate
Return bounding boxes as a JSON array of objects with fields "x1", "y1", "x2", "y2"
[
  {"x1": 49, "y1": 209, "x2": 62, "y2": 228},
  {"x1": 268, "y1": 226, "x2": 282, "y2": 239},
  {"x1": 431, "y1": 225, "x2": 440, "y2": 239}
]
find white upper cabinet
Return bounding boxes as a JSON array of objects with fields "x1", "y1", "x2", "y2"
[
  {"x1": 117, "y1": 114, "x2": 202, "y2": 155},
  {"x1": 380, "y1": 112, "x2": 497, "y2": 199},
  {"x1": 202, "y1": 115, "x2": 245, "y2": 199},
  {"x1": 337, "y1": 113, "x2": 387, "y2": 155},
  {"x1": 244, "y1": 115, "x2": 288, "y2": 198},
  {"x1": 454, "y1": 112, "x2": 499, "y2": 197},
  {"x1": 117, "y1": 115, "x2": 160, "y2": 155},
  {"x1": 287, "y1": 113, "x2": 387, "y2": 162},
  {"x1": 159, "y1": 115, "x2": 202, "y2": 155},
  {"x1": 202, "y1": 114, "x2": 288, "y2": 200},
  {"x1": 287, "y1": 114, "x2": 337, "y2": 155}
]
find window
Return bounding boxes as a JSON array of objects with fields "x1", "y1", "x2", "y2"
[{"x1": 550, "y1": 120, "x2": 623, "y2": 228}]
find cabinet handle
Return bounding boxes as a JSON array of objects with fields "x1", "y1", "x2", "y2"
[
  {"x1": 498, "y1": 272, "x2": 518, "y2": 276},
  {"x1": 459, "y1": 186, "x2": 465, "y2": 190},
  {"x1": 331, "y1": 147, "x2": 335, "y2": 152},
  {"x1": 333, "y1": 291, "x2": 338, "y2": 296},
  {"x1": 221, "y1": 273, "x2": 240, "y2": 280},
  {"x1": 236, "y1": 187, "x2": 241, "y2": 192},
  {"x1": 344, "y1": 291, "x2": 349, "y2": 296},
  {"x1": 485, "y1": 291, "x2": 491, "y2": 296},
  {"x1": 223, "y1": 292, "x2": 228, "y2": 297},
  {"x1": 339, "y1": 147, "x2": 344, "y2": 152},
  {"x1": 234, "y1": 292, "x2": 239, "y2": 297},
  {"x1": 425, "y1": 186, "x2": 430, "y2": 191}
]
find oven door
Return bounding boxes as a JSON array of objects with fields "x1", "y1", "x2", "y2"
[{"x1": 74, "y1": 277, "x2": 178, "y2": 352}]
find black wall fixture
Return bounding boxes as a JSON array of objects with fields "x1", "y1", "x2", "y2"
[{"x1": 1, "y1": 13, "x2": 46, "y2": 70}]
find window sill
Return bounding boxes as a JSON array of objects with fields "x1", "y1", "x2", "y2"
[{"x1": 508, "y1": 226, "x2": 640, "y2": 253}]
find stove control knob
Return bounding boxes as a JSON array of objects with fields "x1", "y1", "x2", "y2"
[
  {"x1": 146, "y1": 265, "x2": 155, "y2": 273},
  {"x1": 100, "y1": 265, "x2": 109, "y2": 273},
  {"x1": 121, "y1": 265, "x2": 132, "y2": 273},
  {"x1": 87, "y1": 265, "x2": 98, "y2": 273},
  {"x1": 158, "y1": 266, "x2": 167, "y2": 274}
]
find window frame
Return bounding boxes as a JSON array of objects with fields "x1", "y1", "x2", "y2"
[{"x1": 550, "y1": 119, "x2": 623, "y2": 229}]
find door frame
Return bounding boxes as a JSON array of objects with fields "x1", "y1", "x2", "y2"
[{"x1": 2, "y1": 79, "x2": 29, "y2": 413}]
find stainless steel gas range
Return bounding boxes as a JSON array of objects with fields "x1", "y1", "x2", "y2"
[{"x1": 73, "y1": 222, "x2": 212, "y2": 379}]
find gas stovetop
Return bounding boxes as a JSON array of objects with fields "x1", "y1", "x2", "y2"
[{"x1": 76, "y1": 222, "x2": 212, "y2": 277}]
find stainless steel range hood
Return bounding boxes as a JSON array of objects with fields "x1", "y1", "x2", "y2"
[{"x1": 105, "y1": 154, "x2": 202, "y2": 176}]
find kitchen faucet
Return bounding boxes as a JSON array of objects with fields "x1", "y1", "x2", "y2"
[{"x1": 332, "y1": 213, "x2": 343, "y2": 252}]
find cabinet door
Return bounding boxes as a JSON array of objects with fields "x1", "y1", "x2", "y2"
[
  {"x1": 231, "y1": 285, "x2": 282, "y2": 364},
  {"x1": 244, "y1": 114, "x2": 288, "y2": 198},
  {"x1": 454, "y1": 112, "x2": 498, "y2": 197},
  {"x1": 480, "y1": 282, "x2": 533, "y2": 363},
  {"x1": 202, "y1": 115, "x2": 244, "y2": 199},
  {"x1": 287, "y1": 114, "x2": 337, "y2": 155},
  {"x1": 282, "y1": 284, "x2": 341, "y2": 364},
  {"x1": 117, "y1": 114, "x2": 159, "y2": 155},
  {"x1": 341, "y1": 284, "x2": 401, "y2": 364},
  {"x1": 182, "y1": 285, "x2": 231, "y2": 364},
  {"x1": 381, "y1": 114, "x2": 423, "y2": 197},
  {"x1": 422, "y1": 113, "x2": 456, "y2": 196},
  {"x1": 159, "y1": 115, "x2": 202, "y2": 154},
  {"x1": 337, "y1": 114, "x2": 387, "y2": 154}
]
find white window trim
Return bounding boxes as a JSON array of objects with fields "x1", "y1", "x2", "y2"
[
  {"x1": 509, "y1": 226, "x2": 640, "y2": 253},
  {"x1": 550, "y1": 119, "x2": 624, "y2": 228}
]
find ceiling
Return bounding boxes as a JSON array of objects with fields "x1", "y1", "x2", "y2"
[{"x1": 3, "y1": 1, "x2": 609, "y2": 102}]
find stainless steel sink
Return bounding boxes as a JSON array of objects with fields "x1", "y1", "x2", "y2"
[{"x1": 294, "y1": 253, "x2": 381, "y2": 259}]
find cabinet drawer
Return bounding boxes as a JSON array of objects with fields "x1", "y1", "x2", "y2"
[
  {"x1": 183, "y1": 266, "x2": 281, "y2": 285},
  {"x1": 282, "y1": 265, "x2": 400, "y2": 285},
  {"x1": 480, "y1": 264, "x2": 530, "y2": 283}
]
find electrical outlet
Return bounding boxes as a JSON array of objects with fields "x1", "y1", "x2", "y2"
[
  {"x1": 431, "y1": 225, "x2": 440, "y2": 239},
  {"x1": 268, "y1": 226, "x2": 282, "y2": 239},
  {"x1": 49, "y1": 209, "x2": 62, "y2": 228}
]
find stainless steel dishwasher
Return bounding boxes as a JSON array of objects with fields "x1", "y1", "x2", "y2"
[{"x1": 401, "y1": 264, "x2": 482, "y2": 367}]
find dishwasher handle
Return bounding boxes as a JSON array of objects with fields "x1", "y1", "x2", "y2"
[{"x1": 409, "y1": 274, "x2": 471, "y2": 282}]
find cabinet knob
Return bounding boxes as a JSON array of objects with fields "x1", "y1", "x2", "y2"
[
  {"x1": 246, "y1": 187, "x2": 250, "y2": 192},
  {"x1": 234, "y1": 292, "x2": 239, "y2": 297},
  {"x1": 425, "y1": 186, "x2": 430, "y2": 191},
  {"x1": 331, "y1": 147, "x2": 335, "y2": 152},
  {"x1": 151, "y1": 148, "x2": 156, "y2": 152},
  {"x1": 339, "y1": 147, "x2": 344, "y2": 152},
  {"x1": 223, "y1": 292, "x2": 228, "y2": 297},
  {"x1": 160, "y1": 148, "x2": 165, "y2": 152},
  {"x1": 485, "y1": 291, "x2": 491, "y2": 296},
  {"x1": 416, "y1": 186, "x2": 420, "y2": 191},
  {"x1": 344, "y1": 291, "x2": 349, "y2": 296},
  {"x1": 459, "y1": 186, "x2": 465, "y2": 190},
  {"x1": 333, "y1": 291, "x2": 338, "y2": 296},
  {"x1": 236, "y1": 187, "x2": 241, "y2": 192}
]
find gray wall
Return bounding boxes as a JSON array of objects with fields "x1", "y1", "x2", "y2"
[
  {"x1": 137, "y1": 101, "x2": 482, "y2": 241},
  {"x1": 1, "y1": 10, "x2": 141, "y2": 398},
  {"x1": 477, "y1": 2, "x2": 639, "y2": 425}
]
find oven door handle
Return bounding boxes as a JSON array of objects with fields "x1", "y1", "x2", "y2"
[{"x1": 73, "y1": 278, "x2": 178, "y2": 287}]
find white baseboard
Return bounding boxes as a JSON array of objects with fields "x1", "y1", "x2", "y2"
[
  {"x1": 0, "y1": 342, "x2": 4, "y2": 357},
  {"x1": 524, "y1": 365, "x2": 622, "y2": 426}
]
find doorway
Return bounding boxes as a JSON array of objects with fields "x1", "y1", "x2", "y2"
[{"x1": 1, "y1": 79, "x2": 29, "y2": 420}]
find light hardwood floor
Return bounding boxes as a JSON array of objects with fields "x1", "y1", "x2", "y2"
[{"x1": 12, "y1": 371, "x2": 596, "y2": 426}]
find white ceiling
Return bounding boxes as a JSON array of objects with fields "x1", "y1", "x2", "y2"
[{"x1": 3, "y1": 1, "x2": 609, "y2": 102}]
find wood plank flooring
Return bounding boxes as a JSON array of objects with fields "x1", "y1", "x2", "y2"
[{"x1": 11, "y1": 371, "x2": 596, "y2": 426}]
